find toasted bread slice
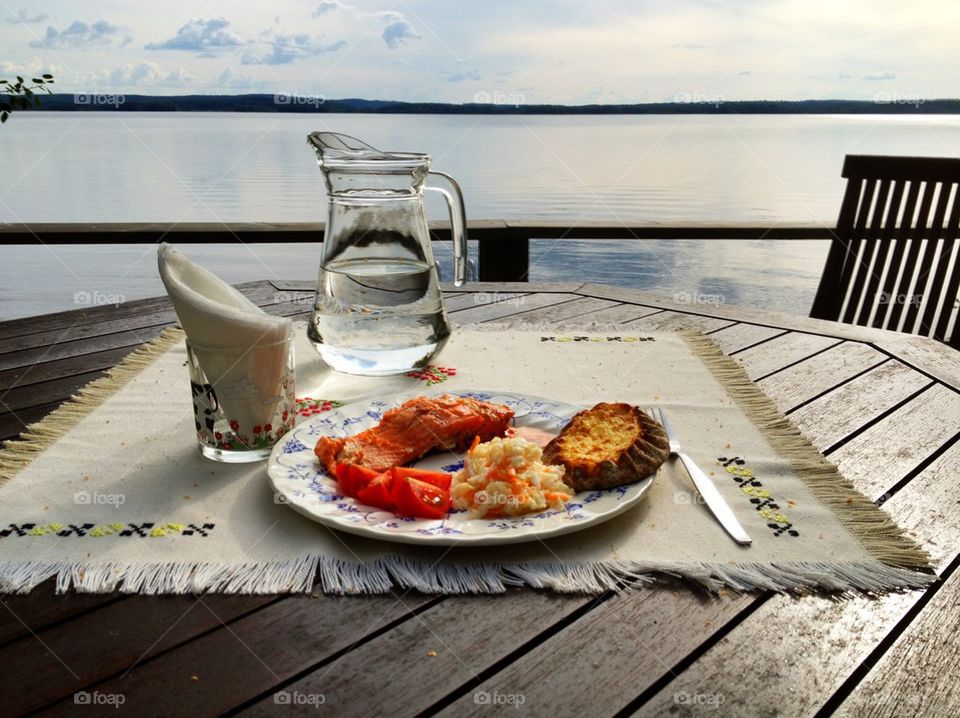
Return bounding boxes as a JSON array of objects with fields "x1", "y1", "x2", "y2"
[{"x1": 542, "y1": 402, "x2": 669, "y2": 491}]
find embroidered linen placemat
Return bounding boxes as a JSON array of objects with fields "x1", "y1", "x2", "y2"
[{"x1": 0, "y1": 324, "x2": 933, "y2": 595}]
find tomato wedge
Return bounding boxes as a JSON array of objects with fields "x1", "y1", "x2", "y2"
[
  {"x1": 334, "y1": 463, "x2": 379, "y2": 498},
  {"x1": 393, "y1": 477, "x2": 451, "y2": 520},
  {"x1": 391, "y1": 467, "x2": 452, "y2": 491},
  {"x1": 356, "y1": 471, "x2": 395, "y2": 511}
]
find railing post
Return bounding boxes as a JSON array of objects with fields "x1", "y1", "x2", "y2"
[{"x1": 478, "y1": 226, "x2": 529, "y2": 282}]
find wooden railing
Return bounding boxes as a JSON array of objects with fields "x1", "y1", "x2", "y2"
[{"x1": 0, "y1": 221, "x2": 837, "y2": 282}]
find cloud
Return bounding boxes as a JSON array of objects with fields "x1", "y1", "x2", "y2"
[
  {"x1": 241, "y1": 33, "x2": 346, "y2": 65},
  {"x1": 0, "y1": 58, "x2": 60, "y2": 76},
  {"x1": 445, "y1": 69, "x2": 481, "y2": 82},
  {"x1": 30, "y1": 19, "x2": 130, "y2": 48},
  {"x1": 807, "y1": 72, "x2": 852, "y2": 80},
  {"x1": 312, "y1": 1, "x2": 418, "y2": 49},
  {"x1": 312, "y1": 1, "x2": 344, "y2": 16},
  {"x1": 7, "y1": 9, "x2": 48, "y2": 24},
  {"x1": 383, "y1": 20, "x2": 418, "y2": 49},
  {"x1": 108, "y1": 61, "x2": 193, "y2": 87},
  {"x1": 145, "y1": 17, "x2": 242, "y2": 53},
  {"x1": 671, "y1": 43, "x2": 708, "y2": 50},
  {"x1": 862, "y1": 71, "x2": 896, "y2": 81}
]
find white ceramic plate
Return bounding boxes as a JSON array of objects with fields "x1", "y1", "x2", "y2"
[{"x1": 267, "y1": 390, "x2": 654, "y2": 546}]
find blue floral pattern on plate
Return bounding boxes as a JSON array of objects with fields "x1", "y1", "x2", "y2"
[{"x1": 267, "y1": 389, "x2": 655, "y2": 546}]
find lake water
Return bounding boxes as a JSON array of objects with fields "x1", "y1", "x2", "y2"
[{"x1": 2, "y1": 112, "x2": 959, "y2": 319}]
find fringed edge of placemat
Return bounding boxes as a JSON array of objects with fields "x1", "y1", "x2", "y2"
[
  {"x1": 0, "y1": 555, "x2": 937, "y2": 595},
  {"x1": 679, "y1": 329, "x2": 935, "y2": 583},
  {"x1": 0, "y1": 326, "x2": 185, "y2": 486}
]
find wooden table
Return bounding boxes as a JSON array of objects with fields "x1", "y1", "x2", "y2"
[{"x1": 1, "y1": 281, "x2": 958, "y2": 717}]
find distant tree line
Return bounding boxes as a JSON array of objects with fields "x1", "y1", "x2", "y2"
[{"x1": 19, "y1": 94, "x2": 960, "y2": 114}]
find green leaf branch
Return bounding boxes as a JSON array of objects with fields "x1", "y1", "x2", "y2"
[{"x1": 1, "y1": 73, "x2": 55, "y2": 124}]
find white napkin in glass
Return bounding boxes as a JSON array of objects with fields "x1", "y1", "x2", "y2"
[
  {"x1": 157, "y1": 243, "x2": 291, "y2": 348},
  {"x1": 157, "y1": 243, "x2": 293, "y2": 433}
]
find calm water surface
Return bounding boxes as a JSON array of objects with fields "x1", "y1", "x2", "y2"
[{"x1": 1, "y1": 112, "x2": 958, "y2": 318}]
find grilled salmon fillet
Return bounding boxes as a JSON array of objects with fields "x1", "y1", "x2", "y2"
[{"x1": 315, "y1": 394, "x2": 514, "y2": 474}]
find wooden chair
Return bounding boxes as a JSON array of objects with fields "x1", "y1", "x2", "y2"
[{"x1": 810, "y1": 155, "x2": 960, "y2": 348}]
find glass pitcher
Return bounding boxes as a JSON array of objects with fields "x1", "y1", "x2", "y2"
[{"x1": 306, "y1": 132, "x2": 468, "y2": 376}]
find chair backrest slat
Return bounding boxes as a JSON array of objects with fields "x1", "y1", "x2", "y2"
[
  {"x1": 884, "y1": 182, "x2": 925, "y2": 331},
  {"x1": 844, "y1": 179, "x2": 890, "y2": 324},
  {"x1": 922, "y1": 241, "x2": 958, "y2": 342},
  {"x1": 811, "y1": 155, "x2": 960, "y2": 348},
  {"x1": 861, "y1": 180, "x2": 907, "y2": 326},
  {"x1": 945, "y1": 184, "x2": 960, "y2": 241},
  {"x1": 902, "y1": 237, "x2": 941, "y2": 334}
]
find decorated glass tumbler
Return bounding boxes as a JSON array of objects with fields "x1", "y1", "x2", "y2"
[{"x1": 185, "y1": 336, "x2": 296, "y2": 462}]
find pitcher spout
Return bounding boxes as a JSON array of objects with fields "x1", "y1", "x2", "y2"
[{"x1": 307, "y1": 131, "x2": 430, "y2": 196}]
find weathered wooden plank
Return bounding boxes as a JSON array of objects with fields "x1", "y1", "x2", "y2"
[
  {"x1": 495, "y1": 296, "x2": 621, "y2": 324},
  {"x1": 0, "y1": 400, "x2": 64, "y2": 442},
  {"x1": 434, "y1": 588, "x2": 751, "y2": 718},
  {"x1": 440, "y1": 281, "x2": 586, "y2": 294},
  {"x1": 873, "y1": 333, "x2": 960, "y2": 391},
  {"x1": 0, "y1": 585, "x2": 118, "y2": 645},
  {"x1": 269, "y1": 280, "x2": 317, "y2": 292},
  {"x1": 0, "y1": 309, "x2": 180, "y2": 355},
  {"x1": 572, "y1": 303, "x2": 664, "y2": 324},
  {"x1": 836, "y1": 566, "x2": 960, "y2": 716},
  {"x1": 635, "y1": 443, "x2": 960, "y2": 718},
  {"x1": 734, "y1": 331, "x2": 842, "y2": 379},
  {"x1": 452, "y1": 293, "x2": 579, "y2": 325},
  {"x1": 2, "y1": 594, "x2": 277, "y2": 715},
  {"x1": 0, "y1": 281, "x2": 277, "y2": 343},
  {"x1": 1, "y1": 369, "x2": 112, "y2": 412},
  {"x1": 443, "y1": 292, "x2": 529, "y2": 313},
  {"x1": 788, "y1": 362, "x2": 933, "y2": 452},
  {"x1": 622, "y1": 310, "x2": 734, "y2": 333},
  {"x1": 708, "y1": 323, "x2": 787, "y2": 354},
  {"x1": 757, "y1": 341, "x2": 887, "y2": 411},
  {"x1": 0, "y1": 325, "x2": 173, "y2": 374},
  {"x1": 577, "y1": 282, "x2": 893, "y2": 342},
  {"x1": 828, "y1": 384, "x2": 959, "y2": 500},
  {"x1": 578, "y1": 282, "x2": 960, "y2": 389},
  {"x1": 242, "y1": 592, "x2": 596, "y2": 716},
  {"x1": 34, "y1": 594, "x2": 436, "y2": 717},
  {"x1": 0, "y1": 344, "x2": 145, "y2": 392}
]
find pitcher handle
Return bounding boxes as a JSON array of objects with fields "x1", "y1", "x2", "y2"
[{"x1": 425, "y1": 171, "x2": 468, "y2": 287}]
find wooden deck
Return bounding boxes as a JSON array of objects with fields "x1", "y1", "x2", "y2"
[{"x1": 0, "y1": 280, "x2": 958, "y2": 717}]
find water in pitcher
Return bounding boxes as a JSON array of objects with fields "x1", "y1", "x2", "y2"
[{"x1": 307, "y1": 256, "x2": 451, "y2": 375}]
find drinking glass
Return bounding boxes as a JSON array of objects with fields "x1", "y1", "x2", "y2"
[{"x1": 185, "y1": 336, "x2": 295, "y2": 462}]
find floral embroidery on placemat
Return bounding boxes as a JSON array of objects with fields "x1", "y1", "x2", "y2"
[
  {"x1": 718, "y1": 456, "x2": 800, "y2": 537},
  {"x1": 296, "y1": 398, "x2": 343, "y2": 417},
  {"x1": 405, "y1": 365, "x2": 457, "y2": 385},
  {"x1": 0, "y1": 522, "x2": 216, "y2": 538}
]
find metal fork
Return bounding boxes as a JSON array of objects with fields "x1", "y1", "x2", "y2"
[{"x1": 651, "y1": 407, "x2": 752, "y2": 546}]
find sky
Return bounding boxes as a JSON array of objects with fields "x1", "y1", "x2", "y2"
[{"x1": 1, "y1": 0, "x2": 957, "y2": 105}]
